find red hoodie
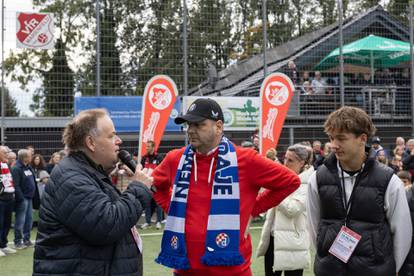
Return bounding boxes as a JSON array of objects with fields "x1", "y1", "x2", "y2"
[{"x1": 152, "y1": 145, "x2": 300, "y2": 276}]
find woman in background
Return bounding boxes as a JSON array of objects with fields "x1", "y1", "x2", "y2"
[
  {"x1": 31, "y1": 154, "x2": 46, "y2": 179},
  {"x1": 323, "y1": 142, "x2": 332, "y2": 158},
  {"x1": 256, "y1": 144, "x2": 313, "y2": 276},
  {"x1": 46, "y1": 152, "x2": 60, "y2": 174},
  {"x1": 266, "y1": 148, "x2": 281, "y2": 163}
]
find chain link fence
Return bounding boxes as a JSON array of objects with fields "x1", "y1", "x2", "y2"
[{"x1": 0, "y1": 0, "x2": 412, "y2": 159}]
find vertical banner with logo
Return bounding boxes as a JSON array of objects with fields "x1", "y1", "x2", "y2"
[
  {"x1": 259, "y1": 73, "x2": 294, "y2": 156},
  {"x1": 16, "y1": 12, "x2": 55, "y2": 49},
  {"x1": 138, "y1": 75, "x2": 178, "y2": 161}
]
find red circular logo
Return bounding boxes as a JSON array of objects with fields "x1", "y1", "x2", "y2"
[
  {"x1": 37, "y1": 33, "x2": 48, "y2": 43},
  {"x1": 265, "y1": 81, "x2": 289, "y2": 106},
  {"x1": 149, "y1": 84, "x2": 172, "y2": 110}
]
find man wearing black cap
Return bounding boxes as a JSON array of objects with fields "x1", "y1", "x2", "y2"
[
  {"x1": 371, "y1": 136, "x2": 386, "y2": 157},
  {"x1": 150, "y1": 98, "x2": 300, "y2": 276}
]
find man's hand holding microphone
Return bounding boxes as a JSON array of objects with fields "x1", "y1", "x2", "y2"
[{"x1": 118, "y1": 150, "x2": 154, "y2": 190}]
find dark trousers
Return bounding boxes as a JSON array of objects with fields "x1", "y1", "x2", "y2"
[
  {"x1": 14, "y1": 198, "x2": 33, "y2": 244},
  {"x1": 0, "y1": 198, "x2": 14, "y2": 248},
  {"x1": 144, "y1": 198, "x2": 164, "y2": 224},
  {"x1": 265, "y1": 236, "x2": 304, "y2": 276}
]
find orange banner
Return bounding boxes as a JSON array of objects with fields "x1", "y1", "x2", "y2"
[
  {"x1": 259, "y1": 73, "x2": 294, "y2": 156},
  {"x1": 138, "y1": 75, "x2": 178, "y2": 161}
]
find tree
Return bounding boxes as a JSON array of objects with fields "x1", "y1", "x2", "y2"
[
  {"x1": 40, "y1": 38, "x2": 74, "y2": 116},
  {"x1": 291, "y1": 0, "x2": 306, "y2": 36},
  {"x1": 230, "y1": 1, "x2": 262, "y2": 60},
  {"x1": 100, "y1": 0, "x2": 122, "y2": 95},
  {"x1": 0, "y1": 88, "x2": 20, "y2": 117},
  {"x1": 316, "y1": 0, "x2": 337, "y2": 26},
  {"x1": 358, "y1": 0, "x2": 382, "y2": 10},
  {"x1": 113, "y1": 0, "x2": 183, "y2": 94},
  {"x1": 187, "y1": 0, "x2": 236, "y2": 88},
  {"x1": 5, "y1": 0, "x2": 89, "y2": 116},
  {"x1": 78, "y1": 0, "x2": 125, "y2": 96},
  {"x1": 28, "y1": 38, "x2": 74, "y2": 116},
  {"x1": 386, "y1": 0, "x2": 409, "y2": 24},
  {"x1": 267, "y1": 0, "x2": 295, "y2": 47}
]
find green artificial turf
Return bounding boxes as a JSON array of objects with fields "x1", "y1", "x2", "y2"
[{"x1": 0, "y1": 223, "x2": 314, "y2": 276}]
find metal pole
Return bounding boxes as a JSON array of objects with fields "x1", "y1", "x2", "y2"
[
  {"x1": 96, "y1": 0, "x2": 101, "y2": 96},
  {"x1": 289, "y1": 128, "x2": 294, "y2": 146},
  {"x1": 183, "y1": 0, "x2": 188, "y2": 96},
  {"x1": 370, "y1": 51, "x2": 374, "y2": 84},
  {"x1": 410, "y1": 3, "x2": 414, "y2": 136},
  {"x1": 1, "y1": 0, "x2": 5, "y2": 145},
  {"x1": 262, "y1": 0, "x2": 267, "y2": 77},
  {"x1": 338, "y1": 0, "x2": 344, "y2": 107}
]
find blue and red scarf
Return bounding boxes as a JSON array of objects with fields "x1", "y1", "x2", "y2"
[{"x1": 155, "y1": 136, "x2": 244, "y2": 269}]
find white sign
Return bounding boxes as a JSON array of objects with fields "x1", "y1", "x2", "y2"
[
  {"x1": 16, "y1": 12, "x2": 54, "y2": 49},
  {"x1": 183, "y1": 96, "x2": 260, "y2": 131}
]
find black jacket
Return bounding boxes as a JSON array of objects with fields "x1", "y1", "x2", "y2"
[
  {"x1": 140, "y1": 153, "x2": 163, "y2": 169},
  {"x1": 33, "y1": 152, "x2": 151, "y2": 276},
  {"x1": 403, "y1": 154, "x2": 414, "y2": 174},
  {"x1": 315, "y1": 149, "x2": 395, "y2": 276},
  {"x1": 11, "y1": 160, "x2": 37, "y2": 202}
]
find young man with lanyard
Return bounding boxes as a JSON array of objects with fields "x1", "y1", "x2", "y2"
[
  {"x1": 306, "y1": 106, "x2": 412, "y2": 276},
  {"x1": 150, "y1": 98, "x2": 301, "y2": 276}
]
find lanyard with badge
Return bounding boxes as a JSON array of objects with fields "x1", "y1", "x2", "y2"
[{"x1": 328, "y1": 166, "x2": 362, "y2": 263}]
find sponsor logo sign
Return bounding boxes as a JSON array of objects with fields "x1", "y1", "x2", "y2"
[
  {"x1": 260, "y1": 73, "x2": 294, "y2": 155},
  {"x1": 183, "y1": 96, "x2": 259, "y2": 131},
  {"x1": 139, "y1": 75, "x2": 178, "y2": 161},
  {"x1": 16, "y1": 12, "x2": 54, "y2": 49}
]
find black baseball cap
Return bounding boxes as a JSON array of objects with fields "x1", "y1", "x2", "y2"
[
  {"x1": 372, "y1": 136, "x2": 381, "y2": 144},
  {"x1": 175, "y1": 98, "x2": 224, "y2": 124}
]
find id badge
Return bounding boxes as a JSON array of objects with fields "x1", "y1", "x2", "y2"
[
  {"x1": 328, "y1": 226, "x2": 361, "y2": 263},
  {"x1": 131, "y1": 226, "x2": 143, "y2": 253}
]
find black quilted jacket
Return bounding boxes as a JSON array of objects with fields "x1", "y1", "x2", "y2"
[{"x1": 33, "y1": 152, "x2": 151, "y2": 276}]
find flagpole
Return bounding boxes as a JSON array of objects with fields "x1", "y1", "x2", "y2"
[
  {"x1": 96, "y1": 0, "x2": 101, "y2": 96},
  {"x1": 183, "y1": 0, "x2": 188, "y2": 97},
  {"x1": 370, "y1": 51, "x2": 374, "y2": 84},
  {"x1": 410, "y1": 2, "x2": 414, "y2": 137},
  {"x1": 1, "y1": 0, "x2": 5, "y2": 145},
  {"x1": 338, "y1": 0, "x2": 344, "y2": 107},
  {"x1": 262, "y1": 0, "x2": 267, "y2": 78}
]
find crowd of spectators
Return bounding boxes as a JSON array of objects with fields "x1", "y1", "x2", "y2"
[
  {"x1": 241, "y1": 132, "x2": 414, "y2": 194},
  {"x1": 2, "y1": 132, "x2": 414, "y2": 275},
  {"x1": 0, "y1": 146, "x2": 64, "y2": 257},
  {"x1": 282, "y1": 60, "x2": 412, "y2": 115}
]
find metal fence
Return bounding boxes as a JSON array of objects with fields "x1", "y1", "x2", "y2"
[{"x1": 0, "y1": 0, "x2": 413, "y2": 159}]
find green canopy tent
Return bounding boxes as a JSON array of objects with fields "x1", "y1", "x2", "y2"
[{"x1": 315, "y1": 34, "x2": 411, "y2": 83}]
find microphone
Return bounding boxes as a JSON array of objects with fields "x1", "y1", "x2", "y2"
[{"x1": 118, "y1": 150, "x2": 137, "y2": 173}]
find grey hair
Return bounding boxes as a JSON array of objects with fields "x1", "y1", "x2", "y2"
[
  {"x1": 17, "y1": 149, "x2": 30, "y2": 162},
  {"x1": 287, "y1": 144, "x2": 312, "y2": 166}
]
